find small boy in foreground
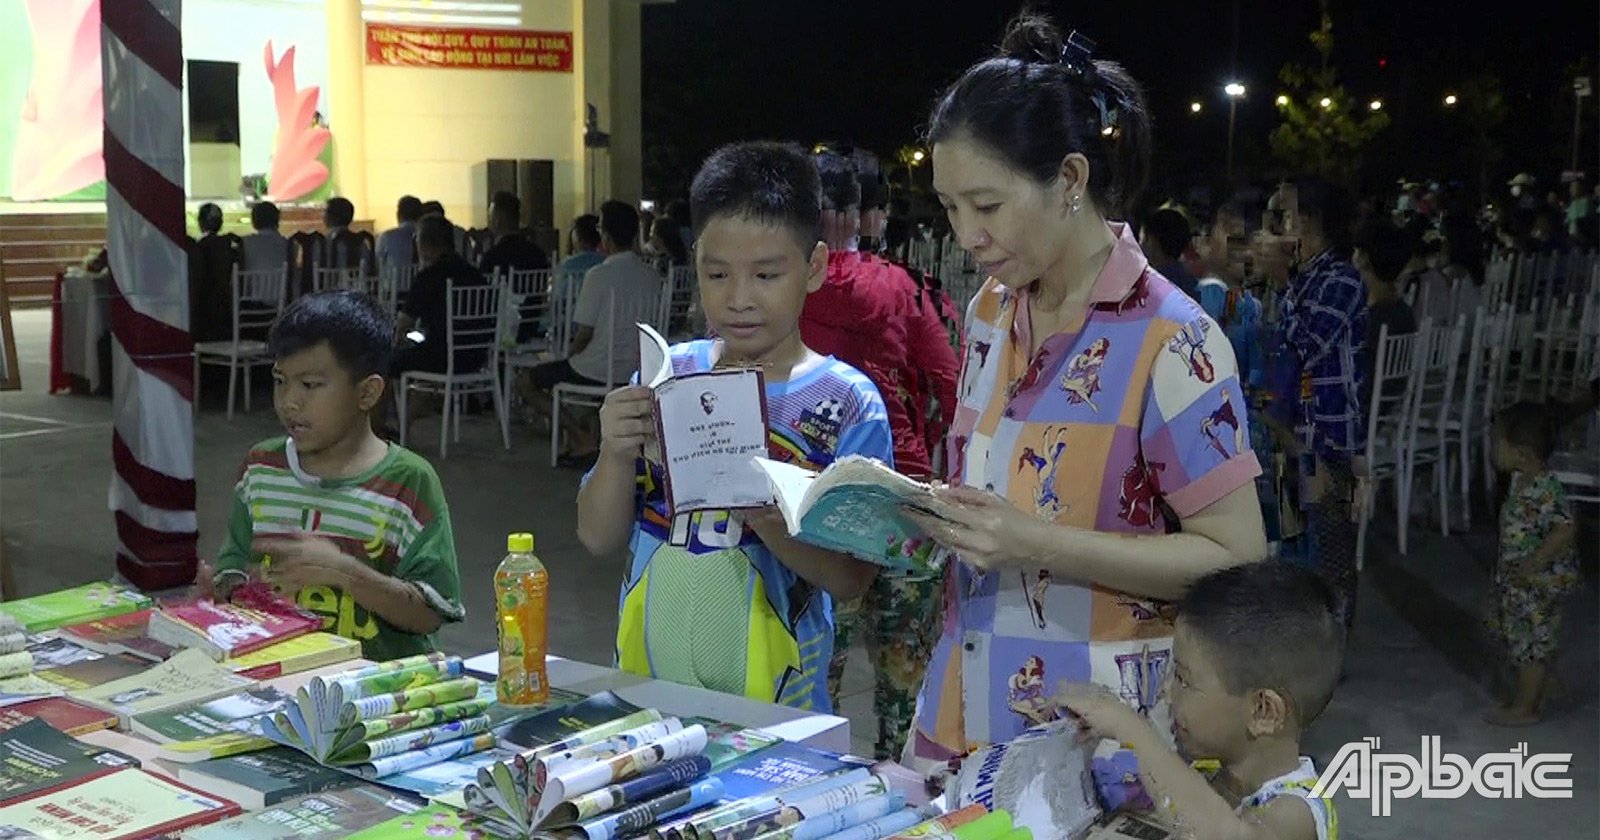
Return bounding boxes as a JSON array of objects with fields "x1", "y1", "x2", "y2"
[
  {"x1": 1065, "y1": 561, "x2": 1343, "y2": 840},
  {"x1": 204, "y1": 291, "x2": 466, "y2": 660}
]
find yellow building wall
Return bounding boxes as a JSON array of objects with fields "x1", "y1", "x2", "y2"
[{"x1": 353, "y1": 0, "x2": 641, "y2": 237}]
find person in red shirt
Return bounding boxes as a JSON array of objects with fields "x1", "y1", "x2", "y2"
[{"x1": 807, "y1": 148, "x2": 960, "y2": 759}]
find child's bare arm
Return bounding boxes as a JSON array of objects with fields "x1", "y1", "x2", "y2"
[
  {"x1": 255, "y1": 534, "x2": 443, "y2": 634},
  {"x1": 1063, "y1": 684, "x2": 1319, "y2": 840},
  {"x1": 577, "y1": 387, "x2": 655, "y2": 556},
  {"x1": 342, "y1": 563, "x2": 444, "y2": 634}
]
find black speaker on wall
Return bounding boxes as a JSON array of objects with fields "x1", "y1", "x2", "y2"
[{"x1": 481, "y1": 159, "x2": 557, "y2": 255}]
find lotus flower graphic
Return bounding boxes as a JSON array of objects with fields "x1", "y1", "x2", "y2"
[
  {"x1": 10, "y1": 0, "x2": 104, "y2": 200},
  {"x1": 263, "y1": 41, "x2": 330, "y2": 201}
]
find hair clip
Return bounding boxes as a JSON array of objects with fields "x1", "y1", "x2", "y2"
[
  {"x1": 1060, "y1": 31, "x2": 1115, "y2": 132},
  {"x1": 1060, "y1": 31, "x2": 1097, "y2": 78}
]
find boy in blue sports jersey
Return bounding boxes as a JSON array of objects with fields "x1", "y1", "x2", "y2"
[{"x1": 576, "y1": 142, "x2": 893, "y2": 712}]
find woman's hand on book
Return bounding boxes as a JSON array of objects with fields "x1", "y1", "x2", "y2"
[
  {"x1": 598, "y1": 386, "x2": 657, "y2": 465},
  {"x1": 901, "y1": 485, "x2": 1046, "y2": 572}
]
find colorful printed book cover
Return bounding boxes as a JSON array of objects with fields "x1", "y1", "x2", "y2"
[
  {"x1": 149, "y1": 600, "x2": 321, "y2": 661},
  {"x1": 34, "y1": 653, "x2": 148, "y2": 691},
  {"x1": 691, "y1": 718, "x2": 783, "y2": 771},
  {"x1": 175, "y1": 747, "x2": 357, "y2": 809},
  {"x1": 345, "y1": 802, "x2": 481, "y2": 840},
  {"x1": 183, "y1": 786, "x2": 425, "y2": 840},
  {"x1": 69, "y1": 649, "x2": 258, "y2": 727},
  {"x1": 712, "y1": 739, "x2": 866, "y2": 802},
  {"x1": 0, "y1": 716, "x2": 138, "y2": 804},
  {"x1": 0, "y1": 767, "x2": 242, "y2": 838},
  {"x1": 7, "y1": 697, "x2": 119, "y2": 736},
  {"x1": 23, "y1": 637, "x2": 102, "y2": 671},
  {"x1": 130, "y1": 685, "x2": 290, "y2": 743},
  {"x1": 0, "y1": 583, "x2": 153, "y2": 633},
  {"x1": 57, "y1": 610, "x2": 153, "y2": 655},
  {"x1": 753, "y1": 456, "x2": 944, "y2": 573},
  {"x1": 227, "y1": 633, "x2": 362, "y2": 680}
]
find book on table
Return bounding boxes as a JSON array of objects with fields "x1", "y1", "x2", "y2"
[
  {"x1": 129, "y1": 684, "x2": 289, "y2": 763},
  {"x1": 181, "y1": 786, "x2": 427, "y2": 840},
  {"x1": 32, "y1": 652, "x2": 149, "y2": 692},
  {"x1": 0, "y1": 582, "x2": 153, "y2": 633},
  {"x1": 224, "y1": 632, "x2": 362, "y2": 680},
  {"x1": 752, "y1": 455, "x2": 948, "y2": 574},
  {"x1": 638, "y1": 322, "x2": 772, "y2": 515},
  {"x1": 345, "y1": 803, "x2": 474, "y2": 840},
  {"x1": 24, "y1": 636, "x2": 103, "y2": 671},
  {"x1": 258, "y1": 653, "x2": 540, "y2": 781},
  {"x1": 174, "y1": 746, "x2": 358, "y2": 809},
  {"x1": 458, "y1": 700, "x2": 807, "y2": 839},
  {"x1": 5, "y1": 696, "x2": 119, "y2": 736},
  {"x1": 148, "y1": 598, "x2": 322, "y2": 662},
  {"x1": 68, "y1": 648, "x2": 259, "y2": 728},
  {"x1": 0, "y1": 714, "x2": 139, "y2": 804},
  {"x1": 57, "y1": 609, "x2": 177, "y2": 663},
  {"x1": 0, "y1": 767, "x2": 241, "y2": 839}
]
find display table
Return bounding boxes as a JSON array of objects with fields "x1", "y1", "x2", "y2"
[
  {"x1": 75, "y1": 651, "x2": 852, "y2": 782},
  {"x1": 50, "y1": 269, "x2": 112, "y2": 395}
]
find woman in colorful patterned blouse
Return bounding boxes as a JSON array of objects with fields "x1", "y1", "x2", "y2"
[{"x1": 900, "y1": 13, "x2": 1268, "y2": 810}]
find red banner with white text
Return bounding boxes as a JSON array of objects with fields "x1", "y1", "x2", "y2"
[{"x1": 366, "y1": 24, "x2": 573, "y2": 72}]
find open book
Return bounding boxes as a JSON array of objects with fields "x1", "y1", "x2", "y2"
[
  {"x1": 752, "y1": 456, "x2": 947, "y2": 574},
  {"x1": 257, "y1": 653, "x2": 515, "y2": 780},
  {"x1": 639, "y1": 323, "x2": 771, "y2": 515}
]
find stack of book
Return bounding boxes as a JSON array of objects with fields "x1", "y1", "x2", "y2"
[
  {"x1": 459, "y1": 693, "x2": 875, "y2": 840},
  {"x1": 259, "y1": 654, "x2": 540, "y2": 791},
  {"x1": 0, "y1": 582, "x2": 153, "y2": 633},
  {"x1": 55, "y1": 598, "x2": 359, "y2": 679},
  {"x1": 147, "y1": 598, "x2": 321, "y2": 662},
  {"x1": 0, "y1": 614, "x2": 30, "y2": 680},
  {"x1": 182, "y1": 785, "x2": 429, "y2": 840},
  {"x1": 0, "y1": 707, "x2": 245, "y2": 838},
  {"x1": 67, "y1": 648, "x2": 259, "y2": 728}
]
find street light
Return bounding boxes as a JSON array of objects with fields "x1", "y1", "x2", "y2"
[
  {"x1": 1223, "y1": 82, "x2": 1246, "y2": 183},
  {"x1": 1369, "y1": 99, "x2": 1383, "y2": 111},
  {"x1": 1190, "y1": 101, "x2": 1203, "y2": 114},
  {"x1": 1275, "y1": 94, "x2": 1289, "y2": 107},
  {"x1": 1444, "y1": 93, "x2": 1458, "y2": 107},
  {"x1": 911, "y1": 149, "x2": 925, "y2": 163},
  {"x1": 1319, "y1": 96, "x2": 1333, "y2": 109}
]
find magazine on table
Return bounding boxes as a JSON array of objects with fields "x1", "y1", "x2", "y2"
[
  {"x1": 639, "y1": 323, "x2": 772, "y2": 515},
  {"x1": 256, "y1": 654, "x2": 544, "y2": 781}
]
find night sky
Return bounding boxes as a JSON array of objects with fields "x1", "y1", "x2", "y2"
[{"x1": 640, "y1": 0, "x2": 1599, "y2": 202}]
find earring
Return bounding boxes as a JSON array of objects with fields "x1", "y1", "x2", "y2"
[{"x1": 1070, "y1": 194, "x2": 1083, "y2": 215}]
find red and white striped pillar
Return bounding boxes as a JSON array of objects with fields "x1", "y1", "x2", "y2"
[{"x1": 102, "y1": 0, "x2": 198, "y2": 591}]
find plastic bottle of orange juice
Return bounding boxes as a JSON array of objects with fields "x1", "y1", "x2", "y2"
[{"x1": 495, "y1": 532, "x2": 548, "y2": 707}]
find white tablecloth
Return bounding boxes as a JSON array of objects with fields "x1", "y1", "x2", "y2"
[{"x1": 59, "y1": 270, "x2": 111, "y2": 393}]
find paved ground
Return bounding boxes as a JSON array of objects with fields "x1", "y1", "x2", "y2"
[{"x1": 1, "y1": 307, "x2": 1595, "y2": 835}]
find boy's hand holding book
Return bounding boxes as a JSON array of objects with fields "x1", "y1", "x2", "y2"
[{"x1": 598, "y1": 386, "x2": 657, "y2": 466}]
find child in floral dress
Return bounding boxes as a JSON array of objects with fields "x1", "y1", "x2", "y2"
[{"x1": 1484, "y1": 402, "x2": 1580, "y2": 726}]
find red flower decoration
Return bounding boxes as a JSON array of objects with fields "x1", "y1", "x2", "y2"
[{"x1": 263, "y1": 41, "x2": 330, "y2": 201}]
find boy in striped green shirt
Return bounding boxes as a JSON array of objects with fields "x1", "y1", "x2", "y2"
[{"x1": 206, "y1": 291, "x2": 465, "y2": 661}]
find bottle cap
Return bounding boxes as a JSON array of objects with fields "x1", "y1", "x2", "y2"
[{"x1": 507, "y1": 532, "x2": 534, "y2": 553}]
